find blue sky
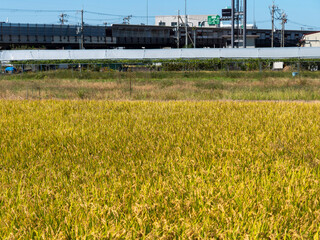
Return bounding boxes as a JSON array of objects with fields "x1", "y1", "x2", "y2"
[{"x1": 1, "y1": 0, "x2": 319, "y2": 30}]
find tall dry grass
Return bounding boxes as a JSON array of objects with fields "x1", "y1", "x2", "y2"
[{"x1": 1, "y1": 74, "x2": 320, "y2": 100}]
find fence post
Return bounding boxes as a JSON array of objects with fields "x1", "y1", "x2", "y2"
[
  {"x1": 258, "y1": 60, "x2": 262, "y2": 80},
  {"x1": 259, "y1": 60, "x2": 262, "y2": 73},
  {"x1": 129, "y1": 69, "x2": 132, "y2": 98},
  {"x1": 118, "y1": 65, "x2": 122, "y2": 84},
  {"x1": 224, "y1": 61, "x2": 229, "y2": 77}
]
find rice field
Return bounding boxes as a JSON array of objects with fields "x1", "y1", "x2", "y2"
[{"x1": 1, "y1": 100, "x2": 320, "y2": 239}]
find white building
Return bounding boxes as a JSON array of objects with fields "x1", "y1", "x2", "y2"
[
  {"x1": 301, "y1": 32, "x2": 320, "y2": 47},
  {"x1": 155, "y1": 15, "x2": 255, "y2": 29},
  {"x1": 155, "y1": 15, "x2": 221, "y2": 28}
]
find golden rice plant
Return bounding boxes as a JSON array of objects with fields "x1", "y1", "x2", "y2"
[{"x1": 0, "y1": 100, "x2": 320, "y2": 239}]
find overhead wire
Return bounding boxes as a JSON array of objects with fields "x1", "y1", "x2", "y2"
[
  {"x1": 1, "y1": 7, "x2": 319, "y2": 29},
  {"x1": 0, "y1": 8, "x2": 152, "y2": 24},
  {"x1": 85, "y1": 10, "x2": 154, "y2": 19},
  {"x1": 287, "y1": 19, "x2": 320, "y2": 29},
  {"x1": 0, "y1": 8, "x2": 78, "y2": 13}
]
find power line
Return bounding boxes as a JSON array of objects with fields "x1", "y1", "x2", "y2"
[
  {"x1": 85, "y1": 17, "x2": 121, "y2": 21},
  {"x1": 2, "y1": 7, "x2": 319, "y2": 30},
  {"x1": 85, "y1": 10, "x2": 154, "y2": 19},
  {"x1": 0, "y1": 8, "x2": 78, "y2": 13},
  {"x1": 287, "y1": 19, "x2": 320, "y2": 29},
  {"x1": 0, "y1": 8, "x2": 154, "y2": 19},
  {"x1": 255, "y1": 20, "x2": 270, "y2": 24},
  {"x1": 84, "y1": 11, "x2": 124, "y2": 17},
  {"x1": 0, "y1": 7, "x2": 153, "y2": 25}
]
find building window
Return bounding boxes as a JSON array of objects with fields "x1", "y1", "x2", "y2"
[
  {"x1": 159, "y1": 21, "x2": 166, "y2": 26},
  {"x1": 171, "y1": 22, "x2": 177, "y2": 27}
]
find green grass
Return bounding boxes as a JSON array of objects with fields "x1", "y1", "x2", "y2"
[
  {"x1": 1, "y1": 70, "x2": 320, "y2": 100},
  {"x1": 0, "y1": 101, "x2": 320, "y2": 238},
  {"x1": 2, "y1": 70, "x2": 320, "y2": 81}
]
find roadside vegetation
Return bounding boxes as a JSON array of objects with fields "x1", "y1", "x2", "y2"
[{"x1": 1, "y1": 70, "x2": 320, "y2": 100}]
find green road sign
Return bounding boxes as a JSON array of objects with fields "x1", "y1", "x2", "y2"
[{"x1": 208, "y1": 15, "x2": 221, "y2": 25}]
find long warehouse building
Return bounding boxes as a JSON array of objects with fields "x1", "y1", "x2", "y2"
[{"x1": 0, "y1": 22, "x2": 315, "y2": 50}]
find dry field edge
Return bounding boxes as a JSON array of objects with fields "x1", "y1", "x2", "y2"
[{"x1": 1, "y1": 71, "x2": 320, "y2": 101}]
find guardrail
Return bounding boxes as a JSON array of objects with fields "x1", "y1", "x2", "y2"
[{"x1": 1, "y1": 47, "x2": 320, "y2": 61}]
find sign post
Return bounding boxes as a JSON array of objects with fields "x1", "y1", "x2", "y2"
[{"x1": 208, "y1": 15, "x2": 221, "y2": 26}]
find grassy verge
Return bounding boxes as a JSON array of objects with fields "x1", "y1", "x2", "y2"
[
  {"x1": 2, "y1": 69, "x2": 320, "y2": 81},
  {"x1": 1, "y1": 70, "x2": 320, "y2": 100},
  {"x1": 0, "y1": 101, "x2": 320, "y2": 238}
]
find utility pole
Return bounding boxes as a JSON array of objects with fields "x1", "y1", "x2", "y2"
[
  {"x1": 253, "y1": 0, "x2": 256, "y2": 28},
  {"x1": 229, "y1": 0, "x2": 246, "y2": 48},
  {"x1": 177, "y1": 10, "x2": 180, "y2": 48},
  {"x1": 123, "y1": 15, "x2": 132, "y2": 25},
  {"x1": 243, "y1": 0, "x2": 247, "y2": 48},
  {"x1": 193, "y1": 27, "x2": 196, "y2": 48},
  {"x1": 146, "y1": 0, "x2": 149, "y2": 25},
  {"x1": 231, "y1": 0, "x2": 235, "y2": 48},
  {"x1": 185, "y1": 0, "x2": 188, "y2": 48},
  {"x1": 178, "y1": 15, "x2": 195, "y2": 48},
  {"x1": 104, "y1": 22, "x2": 108, "y2": 46},
  {"x1": 81, "y1": 9, "x2": 84, "y2": 49},
  {"x1": 236, "y1": 0, "x2": 240, "y2": 48},
  {"x1": 270, "y1": 1, "x2": 282, "y2": 48},
  {"x1": 270, "y1": 1, "x2": 281, "y2": 48},
  {"x1": 271, "y1": 3, "x2": 275, "y2": 48},
  {"x1": 281, "y1": 11, "x2": 287, "y2": 47},
  {"x1": 59, "y1": 13, "x2": 68, "y2": 25}
]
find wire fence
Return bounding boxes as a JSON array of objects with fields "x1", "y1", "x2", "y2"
[{"x1": 1, "y1": 60, "x2": 320, "y2": 73}]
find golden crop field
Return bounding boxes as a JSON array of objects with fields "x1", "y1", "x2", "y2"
[{"x1": 0, "y1": 100, "x2": 320, "y2": 239}]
